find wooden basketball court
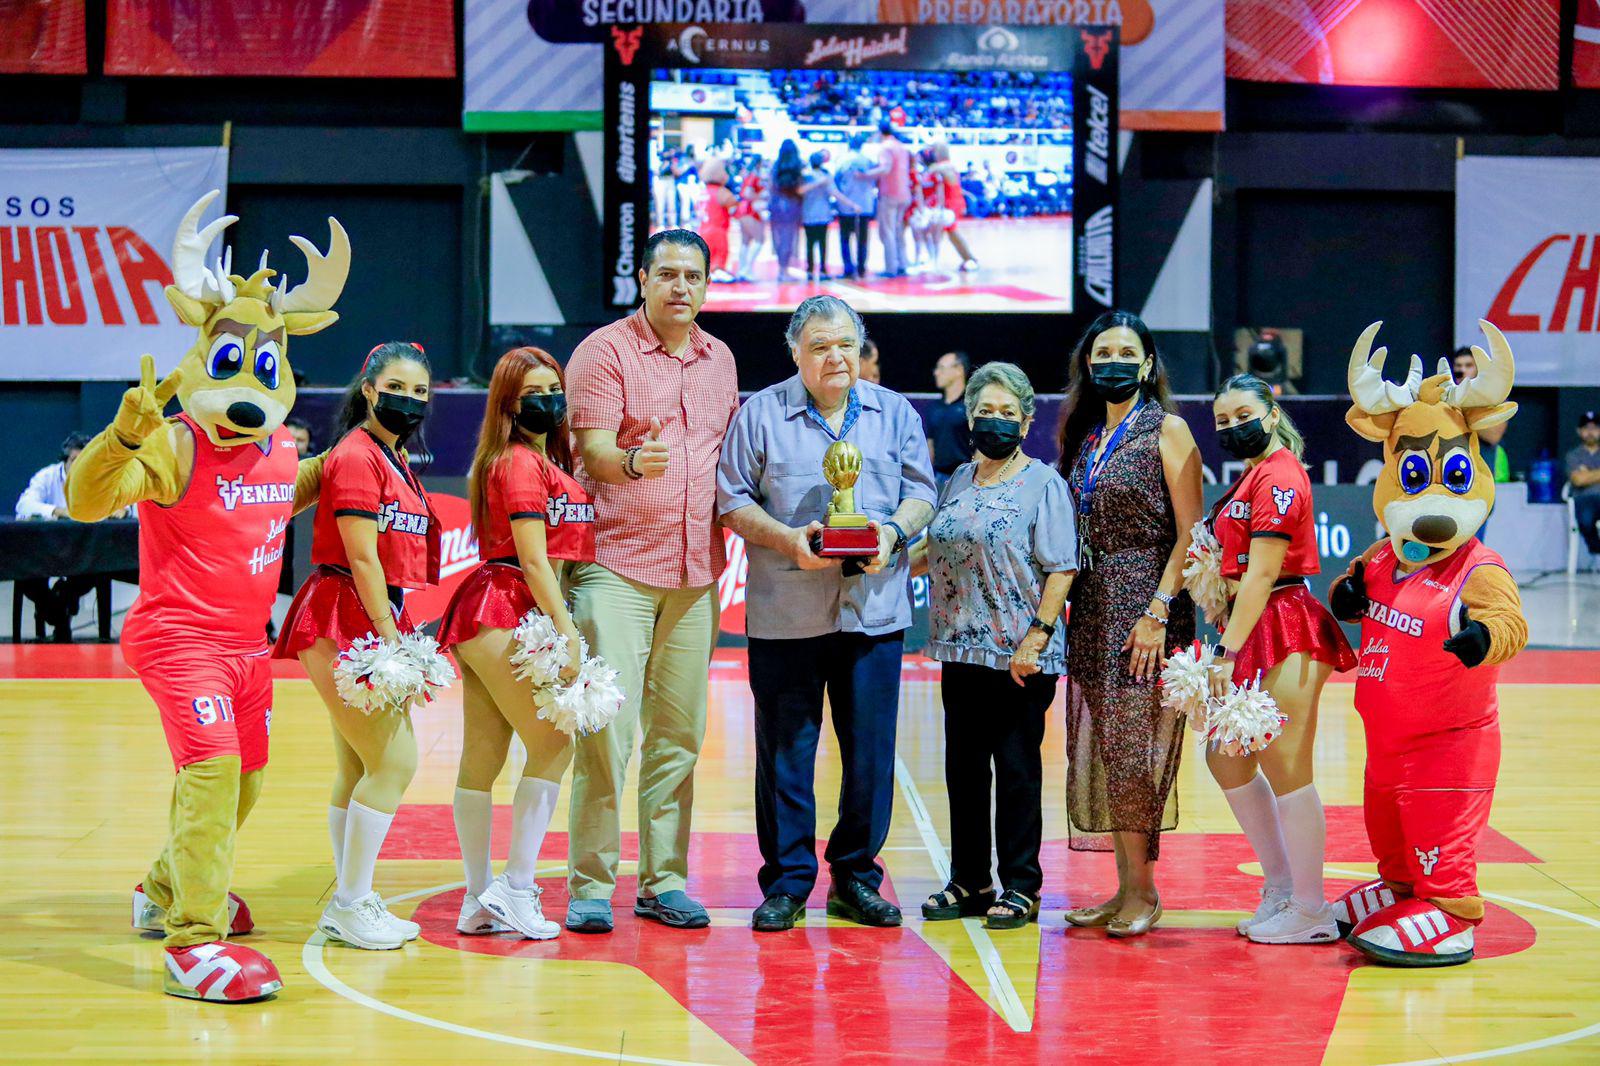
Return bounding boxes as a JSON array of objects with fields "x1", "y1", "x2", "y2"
[{"x1": 2, "y1": 644, "x2": 1597, "y2": 1064}]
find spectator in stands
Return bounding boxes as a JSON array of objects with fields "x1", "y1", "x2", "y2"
[
  {"x1": 801, "y1": 150, "x2": 859, "y2": 281},
  {"x1": 875, "y1": 120, "x2": 913, "y2": 277},
  {"x1": 860, "y1": 339, "x2": 882, "y2": 385},
  {"x1": 924, "y1": 351, "x2": 973, "y2": 487},
  {"x1": 1568, "y1": 410, "x2": 1600, "y2": 558},
  {"x1": 286, "y1": 417, "x2": 314, "y2": 459},
  {"x1": 1451, "y1": 346, "x2": 1509, "y2": 482},
  {"x1": 835, "y1": 133, "x2": 885, "y2": 280},
  {"x1": 769, "y1": 140, "x2": 807, "y2": 283}
]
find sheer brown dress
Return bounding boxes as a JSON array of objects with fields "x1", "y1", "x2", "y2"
[{"x1": 1062, "y1": 401, "x2": 1195, "y2": 858}]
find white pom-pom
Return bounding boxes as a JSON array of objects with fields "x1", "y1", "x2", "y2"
[
  {"x1": 1183, "y1": 520, "x2": 1232, "y2": 628},
  {"x1": 1159, "y1": 643, "x2": 1213, "y2": 731},
  {"x1": 334, "y1": 634, "x2": 425, "y2": 716},
  {"x1": 508, "y1": 610, "x2": 582, "y2": 689},
  {"x1": 397, "y1": 630, "x2": 456, "y2": 703},
  {"x1": 535, "y1": 654, "x2": 626, "y2": 737},
  {"x1": 1206, "y1": 676, "x2": 1288, "y2": 757}
]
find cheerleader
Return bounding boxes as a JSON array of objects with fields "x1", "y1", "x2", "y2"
[
  {"x1": 275, "y1": 342, "x2": 439, "y2": 951},
  {"x1": 436, "y1": 347, "x2": 595, "y2": 940},
  {"x1": 1205, "y1": 374, "x2": 1355, "y2": 945},
  {"x1": 733, "y1": 159, "x2": 768, "y2": 281}
]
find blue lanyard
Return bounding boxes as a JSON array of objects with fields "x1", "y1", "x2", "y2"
[{"x1": 1079, "y1": 402, "x2": 1141, "y2": 516}]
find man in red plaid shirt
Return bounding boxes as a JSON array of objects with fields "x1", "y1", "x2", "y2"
[{"x1": 562, "y1": 230, "x2": 740, "y2": 933}]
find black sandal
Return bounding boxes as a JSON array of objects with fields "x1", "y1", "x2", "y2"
[
  {"x1": 984, "y1": 889, "x2": 1040, "y2": 930},
  {"x1": 921, "y1": 882, "x2": 996, "y2": 921}
]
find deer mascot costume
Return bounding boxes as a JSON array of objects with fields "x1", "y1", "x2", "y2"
[
  {"x1": 1326, "y1": 319, "x2": 1528, "y2": 967},
  {"x1": 67, "y1": 191, "x2": 348, "y2": 1001}
]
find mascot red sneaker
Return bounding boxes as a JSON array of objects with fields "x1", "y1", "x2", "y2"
[
  {"x1": 67, "y1": 190, "x2": 350, "y2": 1001},
  {"x1": 1327, "y1": 320, "x2": 1528, "y2": 968}
]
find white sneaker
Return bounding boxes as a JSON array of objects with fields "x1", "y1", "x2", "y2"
[
  {"x1": 1247, "y1": 899, "x2": 1340, "y2": 945},
  {"x1": 319, "y1": 892, "x2": 405, "y2": 950},
  {"x1": 374, "y1": 893, "x2": 420, "y2": 942},
  {"x1": 478, "y1": 875, "x2": 560, "y2": 940},
  {"x1": 1237, "y1": 885, "x2": 1292, "y2": 935},
  {"x1": 457, "y1": 894, "x2": 512, "y2": 935}
]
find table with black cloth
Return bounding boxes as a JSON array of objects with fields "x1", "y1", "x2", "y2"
[{"x1": 0, "y1": 519, "x2": 139, "y2": 642}]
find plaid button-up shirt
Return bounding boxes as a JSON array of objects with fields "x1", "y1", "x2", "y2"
[{"x1": 566, "y1": 309, "x2": 740, "y2": 589}]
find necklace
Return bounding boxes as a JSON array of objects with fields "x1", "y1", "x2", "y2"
[{"x1": 974, "y1": 449, "x2": 1022, "y2": 487}]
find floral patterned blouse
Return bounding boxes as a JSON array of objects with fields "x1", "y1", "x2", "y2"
[{"x1": 927, "y1": 458, "x2": 1079, "y2": 674}]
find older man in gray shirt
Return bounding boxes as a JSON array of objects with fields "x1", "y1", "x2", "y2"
[{"x1": 717, "y1": 295, "x2": 936, "y2": 932}]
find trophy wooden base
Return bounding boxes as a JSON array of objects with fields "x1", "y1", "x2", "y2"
[{"x1": 812, "y1": 524, "x2": 880, "y2": 558}]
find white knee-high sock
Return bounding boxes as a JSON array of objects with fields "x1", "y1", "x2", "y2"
[
  {"x1": 505, "y1": 777, "x2": 561, "y2": 891},
  {"x1": 1274, "y1": 783, "x2": 1328, "y2": 909},
  {"x1": 1222, "y1": 772, "x2": 1293, "y2": 896},
  {"x1": 453, "y1": 787, "x2": 494, "y2": 900},
  {"x1": 337, "y1": 800, "x2": 394, "y2": 907},
  {"x1": 328, "y1": 805, "x2": 348, "y2": 871}
]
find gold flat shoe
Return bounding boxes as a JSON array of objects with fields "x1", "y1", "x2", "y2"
[
  {"x1": 1106, "y1": 896, "x2": 1163, "y2": 938},
  {"x1": 1063, "y1": 897, "x2": 1124, "y2": 928}
]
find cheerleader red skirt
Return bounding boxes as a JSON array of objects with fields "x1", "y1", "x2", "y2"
[
  {"x1": 1231, "y1": 581, "x2": 1356, "y2": 684},
  {"x1": 273, "y1": 565, "x2": 416, "y2": 659},
  {"x1": 435, "y1": 562, "x2": 535, "y2": 649}
]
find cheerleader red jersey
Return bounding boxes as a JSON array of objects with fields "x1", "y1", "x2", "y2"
[
  {"x1": 478, "y1": 445, "x2": 595, "y2": 562},
  {"x1": 1211, "y1": 447, "x2": 1319, "y2": 579},
  {"x1": 312, "y1": 428, "x2": 439, "y2": 588},
  {"x1": 1354, "y1": 539, "x2": 1505, "y2": 784},
  {"x1": 123, "y1": 413, "x2": 298, "y2": 655}
]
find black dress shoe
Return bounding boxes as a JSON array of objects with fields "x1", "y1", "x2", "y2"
[
  {"x1": 826, "y1": 877, "x2": 902, "y2": 927},
  {"x1": 752, "y1": 893, "x2": 807, "y2": 932}
]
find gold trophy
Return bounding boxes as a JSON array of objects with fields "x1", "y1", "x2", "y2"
[{"x1": 812, "y1": 441, "x2": 881, "y2": 558}]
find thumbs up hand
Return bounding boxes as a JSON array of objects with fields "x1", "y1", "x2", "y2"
[
  {"x1": 633, "y1": 416, "x2": 670, "y2": 479},
  {"x1": 1442, "y1": 605, "x2": 1491, "y2": 668}
]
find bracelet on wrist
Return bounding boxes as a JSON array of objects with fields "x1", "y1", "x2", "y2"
[
  {"x1": 1216, "y1": 646, "x2": 1239, "y2": 662},
  {"x1": 1152, "y1": 590, "x2": 1175, "y2": 608},
  {"x1": 623, "y1": 446, "x2": 644, "y2": 480},
  {"x1": 1028, "y1": 616, "x2": 1056, "y2": 637},
  {"x1": 1142, "y1": 609, "x2": 1168, "y2": 627}
]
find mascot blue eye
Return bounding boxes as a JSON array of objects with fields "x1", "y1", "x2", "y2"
[
  {"x1": 254, "y1": 340, "x2": 281, "y2": 390},
  {"x1": 1399, "y1": 452, "x2": 1431, "y2": 495},
  {"x1": 206, "y1": 335, "x2": 244, "y2": 379},
  {"x1": 1442, "y1": 451, "x2": 1474, "y2": 495}
]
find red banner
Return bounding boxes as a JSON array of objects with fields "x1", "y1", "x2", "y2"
[
  {"x1": 104, "y1": 0, "x2": 456, "y2": 78},
  {"x1": 0, "y1": 0, "x2": 86, "y2": 74},
  {"x1": 1226, "y1": 0, "x2": 1558, "y2": 90},
  {"x1": 1577, "y1": 0, "x2": 1600, "y2": 88}
]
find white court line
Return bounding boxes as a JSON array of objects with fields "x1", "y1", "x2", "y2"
[
  {"x1": 302, "y1": 879, "x2": 718, "y2": 1066},
  {"x1": 1322, "y1": 867, "x2": 1600, "y2": 1066},
  {"x1": 892, "y1": 754, "x2": 1032, "y2": 1033}
]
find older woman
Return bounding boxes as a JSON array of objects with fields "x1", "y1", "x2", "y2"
[
  {"x1": 1057, "y1": 310, "x2": 1203, "y2": 938},
  {"x1": 919, "y1": 362, "x2": 1077, "y2": 930},
  {"x1": 717, "y1": 295, "x2": 937, "y2": 933}
]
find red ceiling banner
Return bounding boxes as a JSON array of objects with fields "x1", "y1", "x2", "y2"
[
  {"x1": 0, "y1": 0, "x2": 87, "y2": 75},
  {"x1": 104, "y1": 0, "x2": 456, "y2": 77},
  {"x1": 1226, "y1": 0, "x2": 1559, "y2": 90},
  {"x1": 1576, "y1": 0, "x2": 1600, "y2": 87}
]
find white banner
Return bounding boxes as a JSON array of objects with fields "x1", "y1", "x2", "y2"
[
  {"x1": 1456, "y1": 155, "x2": 1600, "y2": 386},
  {"x1": 464, "y1": 0, "x2": 1222, "y2": 132},
  {"x1": 0, "y1": 147, "x2": 229, "y2": 381}
]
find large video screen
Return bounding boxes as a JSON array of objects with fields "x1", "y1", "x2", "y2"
[{"x1": 605, "y1": 24, "x2": 1118, "y2": 316}]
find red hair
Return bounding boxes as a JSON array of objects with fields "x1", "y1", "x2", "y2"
[{"x1": 469, "y1": 347, "x2": 573, "y2": 540}]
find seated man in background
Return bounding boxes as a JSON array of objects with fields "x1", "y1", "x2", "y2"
[
  {"x1": 13, "y1": 432, "x2": 125, "y2": 640},
  {"x1": 1569, "y1": 410, "x2": 1600, "y2": 559}
]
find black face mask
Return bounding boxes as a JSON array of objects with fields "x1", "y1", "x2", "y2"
[
  {"x1": 372, "y1": 392, "x2": 427, "y2": 439},
  {"x1": 517, "y1": 393, "x2": 567, "y2": 434},
  {"x1": 1217, "y1": 417, "x2": 1273, "y2": 461},
  {"x1": 1089, "y1": 361, "x2": 1144, "y2": 403},
  {"x1": 970, "y1": 416, "x2": 1024, "y2": 460}
]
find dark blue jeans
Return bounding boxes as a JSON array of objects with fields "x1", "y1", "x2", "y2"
[{"x1": 748, "y1": 629, "x2": 905, "y2": 900}]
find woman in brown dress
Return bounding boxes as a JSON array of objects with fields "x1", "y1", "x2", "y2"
[{"x1": 1058, "y1": 310, "x2": 1203, "y2": 937}]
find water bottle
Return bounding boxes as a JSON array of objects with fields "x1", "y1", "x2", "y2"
[{"x1": 1527, "y1": 449, "x2": 1559, "y2": 504}]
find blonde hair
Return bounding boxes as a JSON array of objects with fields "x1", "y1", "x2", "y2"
[{"x1": 1217, "y1": 373, "x2": 1304, "y2": 459}]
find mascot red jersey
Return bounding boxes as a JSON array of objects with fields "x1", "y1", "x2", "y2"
[
  {"x1": 1326, "y1": 320, "x2": 1529, "y2": 968},
  {"x1": 66, "y1": 191, "x2": 350, "y2": 1001}
]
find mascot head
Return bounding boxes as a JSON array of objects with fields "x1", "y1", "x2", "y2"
[
  {"x1": 1346, "y1": 319, "x2": 1517, "y2": 566},
  {"x1": 164, "y1": 190, "x2": 350, "y2": 447}
]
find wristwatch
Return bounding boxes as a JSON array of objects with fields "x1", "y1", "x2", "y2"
[
  {"x1": 884, "y1": 520, "x2": 908, "y2": 555},
  {"x1": 1028, "y1": 616, "x2": 1056, "y2": 637},
  {"x1": 1152, "y1": 591, "x2": 1175, "y2": 608}
]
